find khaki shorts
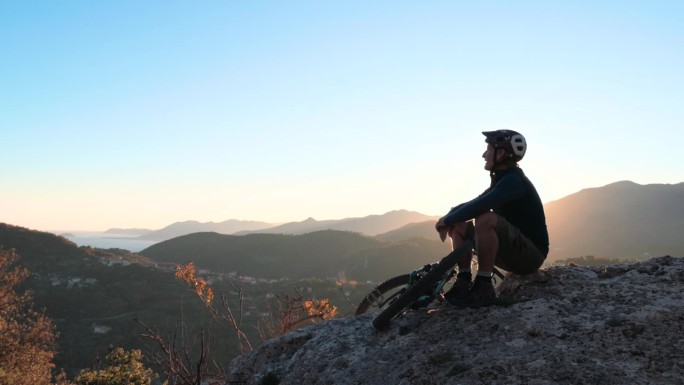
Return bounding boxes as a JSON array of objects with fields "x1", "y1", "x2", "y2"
[{"x1": 493, "y1": 215, "x2": 546, "y2": 275}]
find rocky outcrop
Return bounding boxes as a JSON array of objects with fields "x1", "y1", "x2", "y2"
[{"x1": 227, "y1": 256, "x2": 684, "y2": 385}]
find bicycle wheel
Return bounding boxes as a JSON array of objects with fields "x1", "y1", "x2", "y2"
[
  {"x1": 355, "y1": 274, "x2": 411, "y2": 315},
  {"x1": 372, "y1": 239, "x2": 474, "y2": 330}
]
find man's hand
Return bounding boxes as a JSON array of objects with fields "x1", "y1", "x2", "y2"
[{"x1": 435, "y1": 218, "x2": 449, "y2": 242}]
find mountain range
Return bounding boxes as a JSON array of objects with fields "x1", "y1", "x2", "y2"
[
  {"x1": 138, "y1": 180, "x2": 684, "y2": 269},
  {"x1": 235, "y1": 210, "x2": 438, "y2": 236},
  {"x1": 111, "y1": 181, "x2": 684, "y2": 263},
  {"x1": 544, "y1": 180, "x2": 684, "y2": 260},
  {"x1": 133, "y1": 219, "x2": 275, "y2": 240},
  {"x1": 119, "y1": 210, "x2": 438, "y2": 241}
]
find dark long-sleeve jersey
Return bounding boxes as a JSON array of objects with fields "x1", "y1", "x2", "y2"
[{"x1": 442, "y1": 167, "x2": 549, "y2": 256}]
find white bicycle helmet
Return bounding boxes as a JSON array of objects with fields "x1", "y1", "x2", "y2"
[{"x1": 482, "y1": 130, "x2": 527, "y2": 162}]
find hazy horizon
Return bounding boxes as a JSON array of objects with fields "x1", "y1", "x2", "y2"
[
  {"x1": 30, "y1": 179, "x2": 681, "y2": 234},
  {"x1": 3, "y1": 2, "x2": 682, "y2": 232}
]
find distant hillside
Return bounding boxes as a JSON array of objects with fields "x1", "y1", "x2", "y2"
[
  {"x1": 0, "y1": 223, "x2": 155, "y2": 270},
  {"x1": 237, "y1": 210, "x2": 439, "y2": 236},
  {"x1": 140, "y1": 230, "x2": 451, "y2": 281},
  {"x1": 104, "y1": 228, "x2": 154, "y2": 236},
  {"x1": 545, "y1": 181, "x2": 684, "y2": 261},
  {"x1": 376, "y1": 220, "x2": 437, "y2": 242},
  {"x1": 137, "y1": 219, "x2": 276, "y2": 241},
  {"x1": 0, "y1": 223, "x2": 82, "y2": 267}
]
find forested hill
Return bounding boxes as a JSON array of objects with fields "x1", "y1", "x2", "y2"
[
  {"x1": 0, "y1": 223, "x2": 199, "y2": 375},
  {"x1": 544, "y1": 181, "x2": 684, "y2": 260},
  {"x1": 0, "y1": 223, "x2": 153, "y2": 272},
  {"x1": 140, "y1": 230, "x2": 451, "y2": 281},
  {"x1": 0, "y1": 223, "x2": 83, "y2": 264}
]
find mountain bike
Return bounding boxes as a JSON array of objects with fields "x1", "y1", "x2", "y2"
[{"x1": 355, "y1": 234, "x2": 505, "y2": 330}]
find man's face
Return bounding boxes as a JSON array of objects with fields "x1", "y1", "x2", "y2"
[{"x1": 482, "y1": 143, "x2": 499, "y2": 171}]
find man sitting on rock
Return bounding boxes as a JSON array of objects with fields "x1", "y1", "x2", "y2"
[{"x1": 435, "y1": 130, "x2": 549, "y2": 308}]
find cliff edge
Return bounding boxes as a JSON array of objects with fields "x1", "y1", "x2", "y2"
[{"x1": 227, "y1": 256, "x2": 683, "y2": 385}]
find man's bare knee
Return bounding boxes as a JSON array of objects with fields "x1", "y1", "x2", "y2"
[
  {"x1": 448, "y1": 222, "x2": 471, "y2": 240},
  {"x1": 474, "y1": 212, "x2": 498, "y2": 232}
]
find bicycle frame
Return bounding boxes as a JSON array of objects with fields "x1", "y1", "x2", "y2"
[
  {"x1": 409, "y1": 264, "x2": 457, "y2": 308},
  {"x1": 356, "y1": 225, "x2": 509, "y2": 325}
]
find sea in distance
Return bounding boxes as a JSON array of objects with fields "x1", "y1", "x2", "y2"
[{"x1": 61, "y1": 232, "x2": 156, "y2": 252}]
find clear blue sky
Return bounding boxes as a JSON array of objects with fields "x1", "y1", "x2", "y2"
[{"x1": 2, "y1": 1, "x2": 682, "y2": 231}]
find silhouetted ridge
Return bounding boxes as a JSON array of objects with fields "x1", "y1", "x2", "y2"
[
  {"x1": 140, "y1": 230, "x2": 451, "y2": 281},
  {"x1": 138, "y1": 219, "x2": 275, "y2": 241},
  {"x1": 237, "y1": 210, "x2": 439, "y2": 236},
  {"x1": 545, "y1": 181, "x2": 684, "y2": 260},
  {"x1": 0, "y1": 223, "x2": 82, "y2": 265}
]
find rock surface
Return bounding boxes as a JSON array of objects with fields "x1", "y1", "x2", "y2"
[{"x1": 227, "y1": 256, "x2": 684, "y2": 385}]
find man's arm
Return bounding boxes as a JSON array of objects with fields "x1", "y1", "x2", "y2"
[
  {"x1": 442, "y1": 173, "x2": 526, "y2": 226},
  {"x1": 435, "y1": 190, "x2": 488, "y2": 241}
]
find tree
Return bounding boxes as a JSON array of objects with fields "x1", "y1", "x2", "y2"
[
  {"x1": 174, "y1": 261, "x2": 337, "y2": 344},
  {"x1": 260, "y1": 291, "x2": 337, "y2": 337},
  {"x1": 174, "y1": 261, "x2": 251, "y2": 352},
  {"x1": 0, "y1": 248, "x2": 60, "y2": 385},
  {"x1": 137, "y1": 261, "x2": 338, "y2": 384},
  {"x1": 74, "y1": 347, "x2": 156, "y2": 385}
]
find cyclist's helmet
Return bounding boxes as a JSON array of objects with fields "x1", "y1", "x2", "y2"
[{"x1": 482, "y1": 130, "x2": 527, "y2": 162}]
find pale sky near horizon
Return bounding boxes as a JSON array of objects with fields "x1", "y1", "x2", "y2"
[{"x1": 2, "y1": 1, "x2": 683, "y2": 232}]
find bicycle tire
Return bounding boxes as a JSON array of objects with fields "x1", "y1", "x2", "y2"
[
  {"x1": 372, "y1": 239, "x2": 474, "y2": 330},
  {"x1": 355, "y1": 274, "x2": 411, "y2": 315}
]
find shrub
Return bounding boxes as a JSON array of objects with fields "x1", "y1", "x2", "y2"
[
  {"x1": 0, "y1": 248, "x2": 59, "y2": 385},
  {"x1": 74, "y1": 347, "x2": 156, "y2": 385}
]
